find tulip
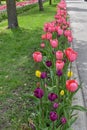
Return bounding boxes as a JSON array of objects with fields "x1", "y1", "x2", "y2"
[
  {"x1": 57, "y1": 28, "x2": 63, "y2": 36},
  {"x1": 66, "y1": 79, "x2": 78, "y2": 92},
  {"x1": 48, "y1": 93, "x2": 58, "y2": 101},
  {"x1": 67, "y1": 71, "x2": 73, "y2": 78},
  {"x1": 56, "y1": 70, "x2": 63, "y2": 77},
  {"x1": 68, "y1": 36, "x2": 73, "y2": 43},
  {"x1": 34, "y1": 87, "x2": 44, "y2": 99},
  {"x1": 50, "y1": 111, "x2": 58, "y2": 121},
  {"x1": 46, "y1": 32, "x2": 52, "y2": 40},
  {"x1": 45, "y1": 60, "x2": 52, "y2": 67},
  {"x1": 60, "y1": 90, "x2": 64, "y2": 96},
  {"x1": 41, "y1": 34, "x2": 47, "y2": 40},
  {"x1": 35, "y1": 70, "x2": 41, "y2": 78},
  {"x1": 53, "y1": 103, "x2": 59, "y2": 109},
  {"x1": 40, "y1": 43, "x2": 45, "y2": 48},
  {"x1": 56, "y1": 50, "x2": 63, "y2": 60},
  {"x1": 64, "y1": 48, "x2": 78, "y2": 62},
  {"x1": 33, "y1": 51, "x2": 42, "y2": 62},
  {"x1": 64, "y1": 30, "x2": 72, "y2": 37},
  {"x1": 41, "y1": 72, "x2": 47, "y2": 79},
  {"x1": 56, "y1": 60, "x2": 64, "y2": 70},
  {"x1": 61, "y1": 117, "x2": 67, "y2": 124},
  {"x1": 50, "y1": 39, "x2": 58, "y2": 48}
]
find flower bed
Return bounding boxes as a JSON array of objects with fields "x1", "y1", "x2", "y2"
[
  {"x1": 0, "y1": 2, "x2": 37, "y2": 22},
  {"x1": 31, "y1": 0, "x2": 87, "y2": 130},
  {"x1": 0, "y1": 0, "x2": 38, "y2": 11}
]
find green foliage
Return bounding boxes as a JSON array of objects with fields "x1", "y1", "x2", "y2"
[{"x1": 0, "y1": 11, "x2": 7, "y2": 22}]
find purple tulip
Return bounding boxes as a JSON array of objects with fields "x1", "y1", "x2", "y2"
[
  {"x1": 63, "y1": 59, "x2": 66, "y2": 63},
  {"x1": 46, "y1": 60, "x2": 52, "y2": 67},
  {"x1": 41, "y1": 72, "x2": 47, "y2": 79},
  {"x1": 53, "y1": 102, "x2": 59, "y2": 109},
  {"x1": 50, "y1": 111, "x2": 58, "y2": 121},
  {"x1": 61, "y1": 117, "x2": 67, "y2": 124},
  {"x1": 48, "y1": 93, "x2": 58, "y2": 101},
  {"x1": 56, "y1": 70, "x2": 63, "y2": 77},
  {"x1": 34, "y1": 87, "x2": 44, "y2": 99}
]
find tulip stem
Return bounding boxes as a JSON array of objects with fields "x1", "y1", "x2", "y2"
[
  {"x1": 70, "y1": 62, "x2": 72, "y2": 79},
  {"x1": 52, "y1": 122, "x2": 54, "y2": 130},
  {"x1": 56, "y1": 76, "x2": 60, "y2": 102},
  {"x1": 40, "y1": 98, "x2": 44, "y2": 126}
]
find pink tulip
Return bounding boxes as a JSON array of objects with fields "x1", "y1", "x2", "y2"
[
  {"x1": 40, "y1": 43, "x2": 45, "y2": 48},
  {"x1": 41, "y1": 34, "x2": 46, "y2": 40},
  {"x1": 43, "y1": 23, "x2": 49, "y2": 32},
  {"x1": 33, "y1": 51, "x2": 42, "y2": 62},
  {"x1": 56, "y1": 60, "x2": 64, "y2": 70},
  {"x1": 57, "y1": 28, "x2": 63, "y2": 36},
  {"x1": 50, "y1": 39, "x2": 58, "y2": 48},
  {"x1": 56, "y1": 51, "x2": 63, "y2": 60},
  {"x1": 64, "y1": 30, "x2": 72, "y2": 37},
  {"x1": 46, "y1": 32, "x2": 52, "y2": 40},
  {"x1": 68, "y1": 36, "x2": 73, "y2": 43}
]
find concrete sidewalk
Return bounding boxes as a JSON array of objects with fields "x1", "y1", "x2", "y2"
[{"x1": 66, "y1": 0, "x2": 87, "y2": 129}]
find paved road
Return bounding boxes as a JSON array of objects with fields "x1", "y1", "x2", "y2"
[
  {"x1": 66, "y1": 0, "x2": 87, "y2": 129},
  {"x1": 66, "y1": 0, "x2": 87, "y2": 108}
]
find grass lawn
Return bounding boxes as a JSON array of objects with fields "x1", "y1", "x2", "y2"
[{"x1": 0, "y1": 1, "x2": 58, "y2": 130}]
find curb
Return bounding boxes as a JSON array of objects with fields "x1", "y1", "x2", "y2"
[{"x1": 72, "y1": 62, "x2": 87, "y2": 130}]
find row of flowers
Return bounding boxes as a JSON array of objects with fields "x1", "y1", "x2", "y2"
[
  {"x1": 31, "y1": 0, "x2": 87, "y2": 130},
  {"x1": 0, "y1": 0, "x2": 37, "y2": 11}
]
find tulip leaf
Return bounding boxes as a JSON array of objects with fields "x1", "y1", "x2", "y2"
[
  {"x1": 56, "y1": 125, "x2": 62, "y2": 130},
  {"x1": 47, "y1": 85, "x2": 56, "y2": 91},
  {"x1": 68, "y1": 116, "x2": 78, "y2": 126},
  {"x1": 71, "y1": 105, "x2": 87, "y2": 112},
  {"x1": 43, "y1": 128, "x2": 49, "y2": 130}
]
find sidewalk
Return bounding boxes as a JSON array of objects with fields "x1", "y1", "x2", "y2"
[{"x1": 66, "y1": 0, "x2": 87, "y2": 129}]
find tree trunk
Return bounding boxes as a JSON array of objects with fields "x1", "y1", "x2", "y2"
[
  {"x1": 49, "y1": 0, "x2": 52, "y2": 5},
  {"x1": 6, "y1": 0, "x2": 18, "y2": 28},
  {"x1": 38, "y1": 0, "x2": 44, "y2": 11}
]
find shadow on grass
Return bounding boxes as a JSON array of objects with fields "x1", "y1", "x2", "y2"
[{"x1": 19, "y1": 2, "x2": 57, "y2": 17}]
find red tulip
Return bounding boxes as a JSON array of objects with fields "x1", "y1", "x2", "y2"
[
  {"x1": 64, "y1": 48, "x2": 78, "y2": 62},
  {"x1": 66, "y1": 80, "x2": 78, "y2": 92}
]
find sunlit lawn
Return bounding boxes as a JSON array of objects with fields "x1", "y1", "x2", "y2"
[{"x1": 0, "y1": 1, "x2": 58, "y2": 130}]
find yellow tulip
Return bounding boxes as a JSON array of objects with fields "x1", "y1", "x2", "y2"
[
  {"x1": 60, "y1": 90, "x2": 64, "y2": 96},
  {"x1": 35, "y1": 70, "x2": 41, "y2": 78},
  {"x1": 67, "y1": 71, "x2": 73, "y2": 78}
]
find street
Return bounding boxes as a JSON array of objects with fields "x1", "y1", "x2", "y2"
[{"x1": 66, "y1": 0, "x2": 87, "y2": 108}]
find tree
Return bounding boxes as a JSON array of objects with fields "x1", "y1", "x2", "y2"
[
  {"x1": 49, "y1": 0, "x2": 52, "y2": 5},
  {"x1": 38, "y1": 0, "x2": 44, "y2": 11},
  {"x1": 6, "y1": 0, "x2": 18, "y2": 28},
  {"x1": 0, "y1": 0, "x2": 1, "y2": 5}
]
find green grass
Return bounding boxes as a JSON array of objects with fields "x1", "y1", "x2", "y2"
[{"x1": 0, "y1": 1, "x2": 58, "y2": 130}]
